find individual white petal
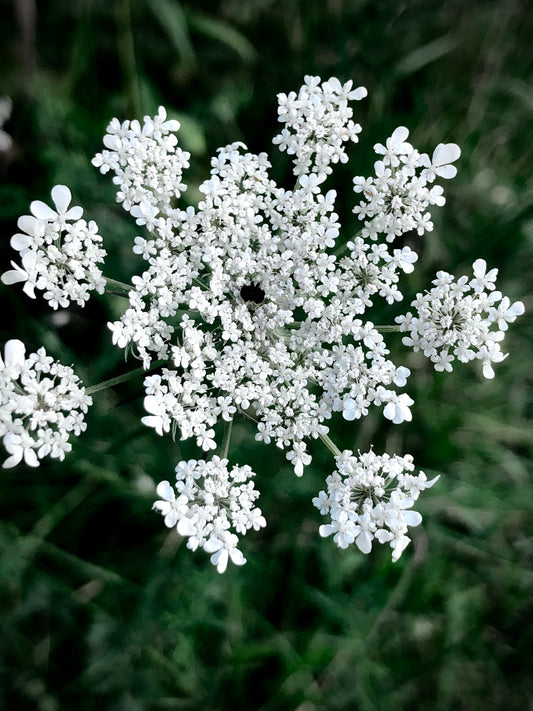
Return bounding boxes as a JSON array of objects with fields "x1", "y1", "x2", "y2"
[
  {"x1": 432, "y1": 143, "x2": 461, "y2": 167},
  {"x1": 156, "y1": 480, "x2": 174, "y2": 501},
  {"x1": 355, "y1": 529, "x2": 373, "y2": 554},
  {"x1": 211, "y1": 548, "x2": 229, "y2": 574},
  {"x1": 349, "y1": 86, "x2": 368, "y2": 100},
  {"x1": 2, "y1": 434, "x2": 24, "y2": 468},
  {"x1": 482, "y1": 362, "x2": 495, "y2": 379},
  {"x1": 391, "y1": 536, "x2": 411, "y2": 562},
  {"x1": 383, "y1": 402, "x2": 396, "y2": 421},
  {"x1": 141, "y1": 415, "x2": 164, "y2": 436},
  {"x1": 472, "y1": 258, "x2": 486, "y2": 277},
  {"x1": 2, "y1": 450, "x2": 22, "y2": 468},
  {"x1": 508, "y1": 301, "x2": 525, "y2": 317},
  {"x1": 103, "y1": 134, "x2": 122, "y2": 150},
  {"x1": 4, "y1": 339, "x2": 26, "y2": 367},
  {"x1": 64, "y1": 205, "x2": 84, "y2": 220},
  {"x1": 30, "y1": 200, "x2": 56, "y2": 220},
  {"x1": 24, "y1": 447, "x2": 40, "y2": 467},
  {"x1": 1, "y1": 265, "x2": 28, "y2": 286},
  {"x1": 177, "y1": 517, "x2": 196, "y2": 537},
  {"x1": 143, "y1": 395, "x2": 162, "y2": 415},
  {"x1": 51, "y1": 185, "x2": 72, "y2": 213},
  {"x1": 402, "y1": 510, "x2": 422, "y2": 527},
  {"x1": 204, "y1": 537, "x2": 223, "y2": 553},
  {"x1": 435, "y1": 164, "x2": 457, "y2": 179},
  {"x1": 10, "y1": 233, "x2": 33, "y2": 251},
  {"x1": 17, "y1": 214, "x2": 44, "y2": 236},
  {"x1": 375, "y1": 529, "x2": 393, "y2": 543},
  {"x1": 163, "y1": 509, "x2": 178, "y2": 528},
  {"x1": 326, "y1": 77, "x2": 342, "y2": 93},
  {"x1": 152, "y1": 500, "x2": 171, "y2": 515},
  {"x1": 342, "y1": 398, "x2": 357, "y2": 421},
  {"x1": 229, "y1": 547, "x2": 246, "y2": 566},
  {"x1": 22, "y1": 281, "x2": 37, "y2": 299},
  {"x1": 390, "y1": 126, "x2": 409, "y2": 146},
  {"x1": 319, "y1": 523, "x2": 335, "y2": 538}
]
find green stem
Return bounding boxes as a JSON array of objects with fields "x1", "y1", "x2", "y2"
[
  {"x1": 374, "y1": 325, "x2": 402, "y2": 332},
  {"x1": 86, "y1": 359, "x2": 169, "y2": 395},
  {"x1": 114, "y1": 0, "x2": 141, "y2": 117},
  {"x1": 319, "y1": 432, "x2": 342, "y2": 458},
  {"x1": 104, "y1": 276, "x2": 132, "y2": 293},
  {"x1": 219, "y1": 418, "x2": 233, "y2": 459}
]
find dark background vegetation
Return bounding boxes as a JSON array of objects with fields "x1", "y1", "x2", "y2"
[{"x1": 1, "y1": 1, "x2": 532, "y2": 709}]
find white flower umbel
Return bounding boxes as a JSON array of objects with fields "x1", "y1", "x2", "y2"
[
  {"x1": 103, "y1": 97, "x2": 430, "y2": 478},
  {"x1": 153, "y1": 456, "x2": 266, "y2": 572},
  {"x1": 0, "y1": 74, "x2": 517, "y2": 570},
  {"x1": 1, "y1": 185, "x2": 106, "y2": 309},
  {"x1": 314, "y1": 449, "x2": 439, "y2": 561},
  {"x1": 0, "y1": 339, "x2": 92, "y2": 468},
  {"x1": 396, "y1": 259, "x2": 525, "y2": 378}
]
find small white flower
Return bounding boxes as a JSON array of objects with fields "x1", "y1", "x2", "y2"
[
  {"x1": 30, "y1": 185, "x2": 83, "y2": 224},
  {"x1": 204, "y1": 534, "x2": 246, "y2": 573},
  {"x1": 383, "y1": 393, "x2": 414, "y2": 424}
]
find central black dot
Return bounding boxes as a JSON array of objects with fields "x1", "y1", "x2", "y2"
[{"x1": 240, "y1": 282, "x2": 265, "y2": 304}]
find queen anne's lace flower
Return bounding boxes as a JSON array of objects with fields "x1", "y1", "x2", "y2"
[
  {"x1": 153, "y1": 456, "x2": 265, "y2": 572},
  {"x1": 2, "y1": 76, "x2": 523, "y2": 572},
  {"x1": 1, "y1": 185, "x2": 106, "y2": 308},
  {"x1": 314, "y1": 449, "x2": 439, "y2": 561},
  {"x1": 396, "y1": 259, "x2": 525, "y2": 378},
  {"x1": 0, "y1": 339, "x2": 92, "y2": 468}
]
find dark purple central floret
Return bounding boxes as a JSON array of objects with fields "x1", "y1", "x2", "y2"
[{"x1": 240, "y1": 282, "x2": 265, "y2": 304}]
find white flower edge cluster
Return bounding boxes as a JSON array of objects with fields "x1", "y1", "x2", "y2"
[
  {"x1": 353, "y1": 126, "x2": 461, "y2": 244},
  {"x1": 273, "y1": 75, "x2": 368, "y2": 176},
  {"x1": 0, "y1": 339, "x2": 92, "y2": 468},
  {"x1": 92, "y1": 106, "x2": 190, "y2": 221},
  {"x1": 314, "y1": 449, "x2": 439, "y2": 562},
  {"x1": 1, "y1": 185, "x2": 106, "y2": 309},
  {"x1": 153, "y1": 456, "x2": 266, "y2": 573},
  {"x1": 396, "y1": 258, "x2": 525, "y2": 378}
]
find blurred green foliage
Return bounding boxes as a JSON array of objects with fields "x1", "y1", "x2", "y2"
[{"x1": 0, "y1": 0, "x2": 532, "y2": 709}]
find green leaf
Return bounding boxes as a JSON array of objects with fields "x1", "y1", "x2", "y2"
[
  {"x1": 396, "y1": 34, "x2": 458, "y2": 75},
  {"x1": 146, "y1": 0, "x2": 196, "y2": 66},
  {"x1": 188, "y1": 12, "x2": 256, "y2": 63}
]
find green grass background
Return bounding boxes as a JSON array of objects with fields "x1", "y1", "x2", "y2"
[{"x1": 0, "y1": 1, "x2": 532, "y2": 709}]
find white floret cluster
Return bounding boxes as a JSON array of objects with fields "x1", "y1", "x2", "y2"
[
  {"x1": 353, "y1": 126, "x2": 461, "y2": 243},
  {"x1": 92, "y1": 106, "x2": 190, "y2": 221},
  {"x1": 1, "y1": 185, "x2": 106, "y2": 309},
  {"x1": 0, "y1": 339, "x2": 92, "y2": 468},
  {"x1": 272, "y1": 75, "x2": 368, "y2": 176},
  {"x1": 153, "y1": 456, "x2": 266, "y2": 573},
  {"x1": 313, "y1": 449, "x2": 439, "y2": 561},
  {"x1": 396, "y1": 259, "x2": 525, "y2": 378}
]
